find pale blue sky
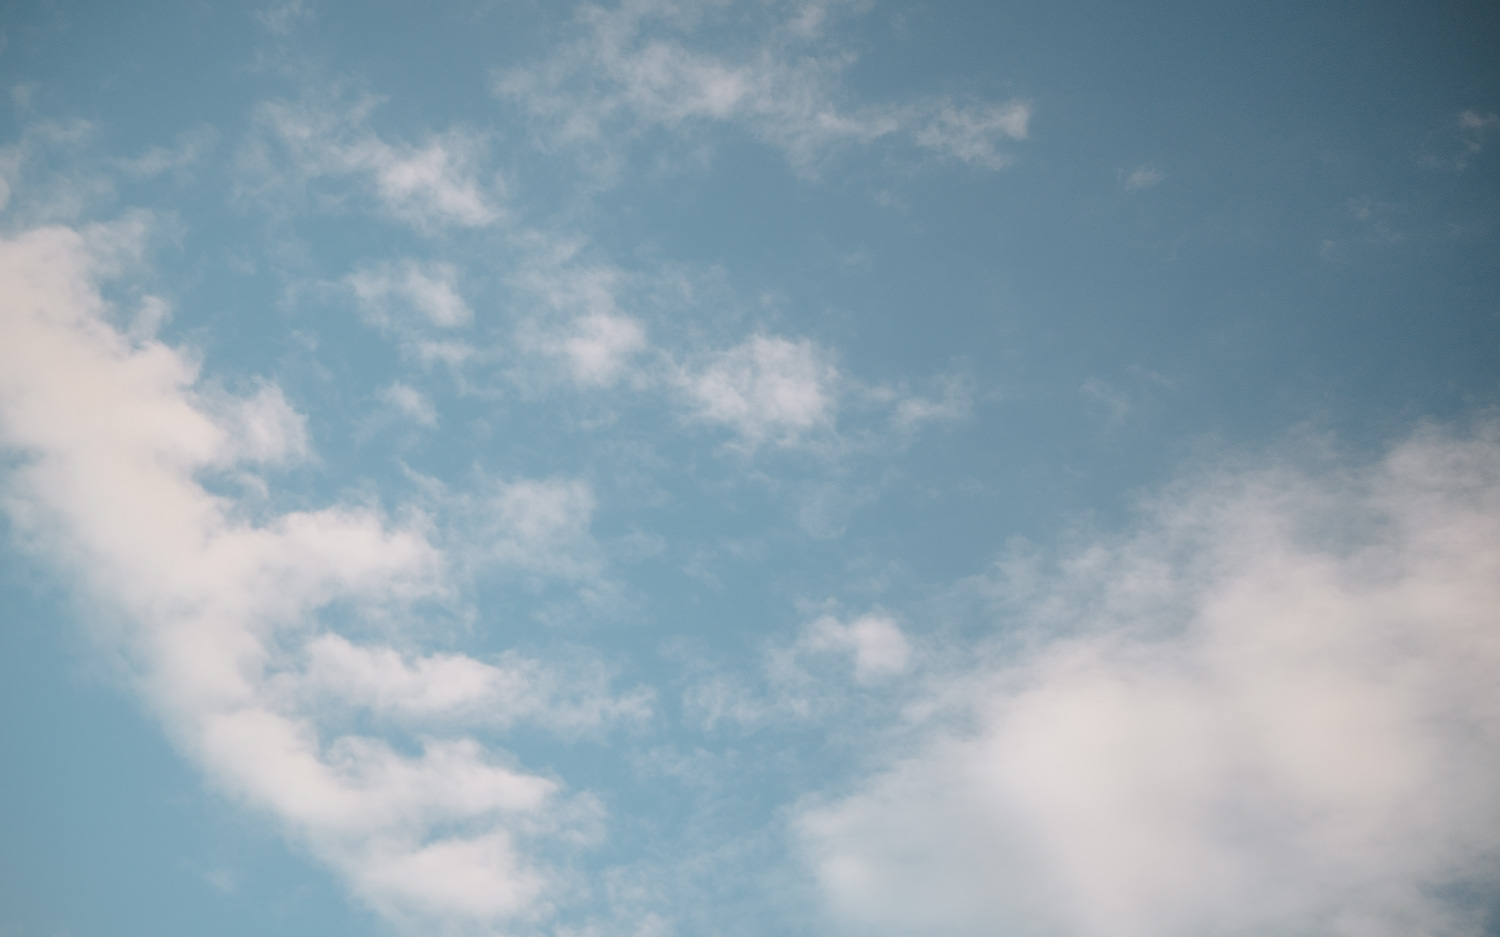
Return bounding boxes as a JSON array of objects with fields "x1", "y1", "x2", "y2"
[{"x1": 2, "y1": 2, "x2": 1499, "y2": 936}]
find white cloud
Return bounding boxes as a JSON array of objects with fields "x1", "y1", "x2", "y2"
[
  {"x1": 798, "y1": 424, "x2": 1500, "y2": 937},
  {"x1": 801, "y1": 614, "x2": 911, "y2": 683},
  {"x1": 0, "y1": 120, "x2": 115, "y2": 223},
  {"x1": 679, "y1": 334, "x2": 837, "y2": 447},
  {"x1": 378, "y1": 381, "x2": 439, "y2": 426},
  {"x1": 286, "y1": 632, "x2": 653, "y2": 733},
  {"x1": 561, "y1": 312, "x2": 649, "y2": 386},
  {"x1": 241, "y1": 99, "x2": 501, "y2": 230},
  {"x1": 494, "y1": 1, "x2": 1029, "y2": 176},
  {"x1": 508, "y1": 240, "x2": 649, "y2": 387},
  {"x1": 0, "y1": 222, "x2": 590, "y2": 932},
  {"x1": 349, "y1": 259, "x2": 473, "y2": 329},
  {"x1": 485, "y1": 477, "x2": 599, "y2": 576}
]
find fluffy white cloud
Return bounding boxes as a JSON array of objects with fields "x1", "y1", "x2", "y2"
[
  {"x1": 494, "y1": 0, "x2": 1029, "y2": 175},
  {"x1": 680, "y1": 334, "x2": 837, "y2": 447},
  {"x1": 798, "y1": 425, "x2": 1500, "y2": 937},
  {"x1": 0, "y1": 222, "x2": 590, "y2": 932}
]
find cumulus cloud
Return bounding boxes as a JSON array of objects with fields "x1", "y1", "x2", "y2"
[
  {"x1": 494, "y1": 0, "x2": 1029, "y2": 175},
  {"x1": 240, "y1": 98, "x2": 501, "y2": 229},
  {"x1": 0, "y1": 222, "x2": 595, "y2": 932},
  {"x1": 679, "y1": 334, "x2": 838, "y2": 447},
  {"x1": 798, "y1": 424, "x2": 1500, "y2": 937}
]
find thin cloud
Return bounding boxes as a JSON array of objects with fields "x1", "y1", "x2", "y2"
[
  {"x1": 494, "y1": 0, "x2": 1029, "y2": 176},
  {"x1": 238, "y1": 98, "x2": 502, "y2": 230}
]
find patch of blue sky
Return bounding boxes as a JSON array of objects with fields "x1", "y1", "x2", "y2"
[{"x1": 2, "y1": 1, "x2": 1499, "y2": 936}]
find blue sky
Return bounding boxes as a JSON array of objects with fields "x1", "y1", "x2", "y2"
[{"x1": 2, "y1": 1, "x2": 1499, "y2": 935}]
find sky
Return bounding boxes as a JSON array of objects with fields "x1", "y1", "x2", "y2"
[{"x1": 1, "y1": 1, "x2": 1499, "y2": 935}]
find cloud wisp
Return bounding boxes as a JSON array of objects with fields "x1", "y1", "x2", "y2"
[
  {"x1": 798, "y1": 424, "x2": 1500, "y2": 937},
  {"x1": 494, "y1": 0, "x2": 1030, "y2": 177},
  {"x1": 238, "y1": 97, "x2": 502, "y2": 231}
]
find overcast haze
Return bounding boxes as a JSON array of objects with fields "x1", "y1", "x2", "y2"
[{"x1": 2, "y1": 1, "x2": 1499, "y2": 935}]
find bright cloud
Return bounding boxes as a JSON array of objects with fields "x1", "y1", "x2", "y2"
[
  {"x1": 798, "y1": 424, "x2": 1500, "y2": 937},
  {"x1": 0, "y1": 222, "x2": 592, "y2": 931},
  {"x1": 680, "y1": 334, "x2": 838, "y2": 447},
  {"x1": 801, "y1": 613, "x2": 912, "y2": 683}
]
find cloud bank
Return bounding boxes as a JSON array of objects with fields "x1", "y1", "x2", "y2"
[{"x1": 799, "y1": 425, "x2": 1500, "y2": 937}]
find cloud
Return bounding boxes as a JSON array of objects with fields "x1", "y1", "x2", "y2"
[
  {"x1": 678, "y1": 334, "x2": 838, "y2": 447},
  {"x1": 683, "y1": 609, "x2": 913, "y2": 731},
  {"x1": 797, "y1": 424, "x2": 1500, "y2": 937},
  {"x1": 240, "y1": 98, "x2": 501, "y2": 230},
  {"x1": 477, "y1": 477, "x2": 602, "y2": 580},
  {"x1": 0, "y1": 120, "x2": 115, "y2": 222},
  {"x1": 116, "y1": 125, "x2": 219, "y2": 179},
  {"x1": 507, "y1": 238, "x2": 650, "y2": 387},
  {"x1": 0, "y1": 222, "x2": 593, "y2": 932},
  {"x1": 378, "y1": 381, "x2": 439, "y2": 426},
  {"x1": 282, "y1": 632, "x2": 653, "y2": 734},
  {"x1": 349, "y1": 258, "x2": 474, "y2": 329},
  {"x1": 801, "y1": 613, "x2": 911, "y2": 683},
  {"x1": 1121, "y1": 164, "x2": 1163, "y2": 191},
  {"x1": 890, "y1": 374, "x2": 972, "y2": 433},
  {"x1": 494, "y1": 0, "x2": 1029, "y2": 176}
]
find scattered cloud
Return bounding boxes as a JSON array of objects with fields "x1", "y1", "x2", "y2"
[
  {"x1": 1421, "y1": 109, "x2": 1498, "y2": 172},
  {"x1": 256, "y1": 0, "x2": 312, "y2": 35},
  {"x1": 116, "y1": 126, "x2": 219, "y2": 180},
  {"x1": 349, "y1": 258, "x2": 473, "y2": 329},
  {"x1": 800, "y1": 613, "x2": 911, "y2": 683},
  {"x1": 798, "y1": 423, "x2": 1500, "y2": 937},
  {"x1": 678, "y1": 334, "x2": 838, "y2": 448},
  {"x1": 507, "y1": 238, "x2": 650, "y2": 387},
  {"x1": 378, "y1": 381, "x2": 439, "y2": 426},
  {"x1": 494, "y1": 0, "x2": 1029, "y2": 176},
  {"x1": 239, "y1": 98, "x2": 502, "y2": 230},
  {"x1": 890, "y1": 374, "x2": 972, "y2": 433}
]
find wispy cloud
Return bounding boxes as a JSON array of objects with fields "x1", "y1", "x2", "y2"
[
  {"x1": 494, "y1": 0, "x2": 1029, "y2": 177},
  {"x1": 1120, "y1": 164, "x2": 1163, "y2": 191},
  {"x1": 349, "y1": 258, "x2": 474, "y2": 329},
  {"x1": 798, "y1": 424, "x2": 1500, "y2": 937},
  {"x1": 238, "y1": 98, "x2": 502, "y2": 230}
]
